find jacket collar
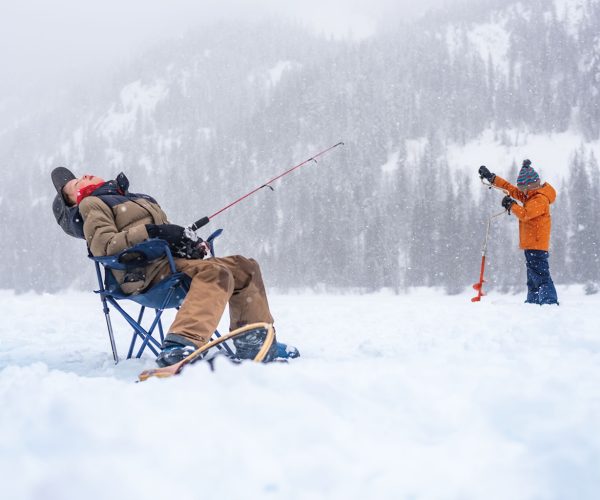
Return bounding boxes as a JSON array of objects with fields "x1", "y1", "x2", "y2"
[{"x1": 525, "y1": 182, "x2": 556, "y2": 204}]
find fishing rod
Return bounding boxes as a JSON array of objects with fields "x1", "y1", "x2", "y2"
[
  {"x1": 189, "y1": 142, "x2": 345, "y2": 231},
  {"x1": 480, "y1": 177, "x2": 509, "y2": 196}
]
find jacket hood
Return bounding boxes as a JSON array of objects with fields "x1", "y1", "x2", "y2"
[{"x1": 529, "y1": 182, "x2": 556, "y2": 204}]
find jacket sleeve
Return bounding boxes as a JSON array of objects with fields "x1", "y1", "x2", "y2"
[
  {"x1": 493, "y1": 176, "x2": 526, "y2": 203},
  {"x1": 79, "y1": 197, "x2": 149, "y2": 256},
  {"x1": 511, "y1": 195, "x2": 548, "y2": 222}
]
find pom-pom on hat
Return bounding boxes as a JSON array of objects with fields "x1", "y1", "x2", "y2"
[{"x1": 516, "y1": 159, "x2": 540, "y2": 188}]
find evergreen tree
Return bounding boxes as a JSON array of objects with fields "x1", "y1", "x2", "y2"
[{"x1": 567, "y1": 149, "x2": 596, "y2": 283}]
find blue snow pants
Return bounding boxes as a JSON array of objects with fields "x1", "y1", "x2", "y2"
[{"x1": 524, "y1": 250, "x2": 559, "y2": 305}]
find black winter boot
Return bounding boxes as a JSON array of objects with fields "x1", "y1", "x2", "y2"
[
  {"x1": 233, "y1": 326, "x2": 278, "y2": 362},
  {"x1": 156, "y1": 334, "x2": 198, "y2": 367}
]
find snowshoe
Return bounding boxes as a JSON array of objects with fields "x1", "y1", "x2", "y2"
[
  {"x1": 233, "y1": 326, "x2": 278, "y2": 362},
  {"x1": 139, "y1": 323, "x2": 277, "y2": 381}
]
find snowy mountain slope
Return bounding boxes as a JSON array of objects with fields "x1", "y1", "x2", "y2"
[
  {"x1": 3, "y1": 1, "x2": 600, "y2": 294},
  {"x1": 447, "y1": 0, "x2": 588, "y2": 76},
  {"x1": 1, "y1": 289, "x2": 599, "y2": 500},
  {"x1": 555, "y1": 0, "x2": 589, "y2": 32},
  {"x1": 446, "y1": 128, "x2": 600, "y2": 186}
]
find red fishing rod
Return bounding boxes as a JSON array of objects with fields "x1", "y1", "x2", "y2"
[{"x1": 189, "y1": 142, "x2": 344, "y2": 231}]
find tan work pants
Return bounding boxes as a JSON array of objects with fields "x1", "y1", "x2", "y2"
[{"x1": 167, "y1": 255, "x2": 274, "y2": 347}]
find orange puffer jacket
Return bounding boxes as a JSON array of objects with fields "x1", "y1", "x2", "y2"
[{"x1": 493, "y1": 176, "x2": 557, "y2": 251}]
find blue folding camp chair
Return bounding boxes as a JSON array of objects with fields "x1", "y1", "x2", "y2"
[{"x1": 90, "y1": 229, "x2": 230, "y2": 363}]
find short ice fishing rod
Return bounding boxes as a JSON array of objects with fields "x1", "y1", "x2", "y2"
[{"x1": 189, "y1": 142, "x2": 345, "y2": 231}]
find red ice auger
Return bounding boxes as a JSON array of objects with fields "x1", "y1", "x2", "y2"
[{"x1": 471, "y1": 178, "x2": 509, "y2": 302}]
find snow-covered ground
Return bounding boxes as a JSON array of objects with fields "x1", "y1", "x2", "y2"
[{"x1": 1, "y1": 287, "x2": 599, "y2": 500}]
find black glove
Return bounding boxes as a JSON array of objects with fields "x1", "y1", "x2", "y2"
[
  {"x1": 478, "y1": 165, "x2": 496, "y2": 183},
  {"x1": 501, "y1": 195, "x2": 516, "y2": 213},
  {"x1": 179, "y1": 237, "x2": 207, "y2": 260},
  {"x1": 145, "y1": 224, "x2": 206, "y2": 259},
  {"x1": 146, "y1": 223, "x2": 186, "y2": 245}
]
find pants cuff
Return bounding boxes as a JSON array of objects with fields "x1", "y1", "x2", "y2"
[{"x1": 164, "y1": 333, "x2": 199, "y2": 348}]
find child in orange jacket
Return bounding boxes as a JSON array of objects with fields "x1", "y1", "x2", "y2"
[{"x1": 478, "y1": 160, "x2": 559, "y2": 305}]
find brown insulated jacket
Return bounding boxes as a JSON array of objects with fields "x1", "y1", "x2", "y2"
[{"x1": 79, "y1": 187, "x2": 171, "y2": 294}]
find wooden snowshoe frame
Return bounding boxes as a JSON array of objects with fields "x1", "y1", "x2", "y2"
[{"x1": 138, "y1": 322, "x2": 275, "y2": 381}]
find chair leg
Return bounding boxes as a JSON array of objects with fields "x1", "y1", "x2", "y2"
[
  {"x1": 106, "y1": 299, "x2": 162, "y2": 359},
  {"x1": 158, "y1": 317, "x2": 165, "y2": 344},
  {"x1": 135, "y1": 309, "x2": 166, "y2": 358},
  {"x1": 213, "y1": 330, "x2": 236, "y2": 357},
  {"x1": 134, "y1": 285, "x2": 178, "y2": 358},
  {"x1": 100, "y1": 295, "x2": 119, "y2": 364},
  {"x1": 127, "y1": 306, "x2": 146, "y2": 359}
]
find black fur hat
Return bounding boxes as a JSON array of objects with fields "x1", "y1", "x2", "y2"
[
  {"x1": 50, "y1": 167, "x2": 85, "y2": 239},
  {"x1": 51, "y1": 166, "x2": 76, "y2": 201}
]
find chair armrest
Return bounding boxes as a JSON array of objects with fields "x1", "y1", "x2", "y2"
[
  {"x1": 89, "y1": 239, "x2": 176, "y2": 273},
  {"x1": 206, "y1": 229, "x2": 223, "y2": 257}
]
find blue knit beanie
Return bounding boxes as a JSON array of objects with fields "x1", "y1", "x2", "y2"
[{"x1": 516, "y1": 159, "x2": 540, "y2": 188}]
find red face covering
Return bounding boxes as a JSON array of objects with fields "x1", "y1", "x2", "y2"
[{"x1": 76, "y1": 182, "x2": 106, "y2": 205}]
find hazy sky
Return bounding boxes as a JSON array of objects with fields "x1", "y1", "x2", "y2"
[
  {"x1": 0, "y1": 0, "x2": 448, "y2": 104},
  {"x1": 0, "y1": 1, "x2": 447, "y2": 79}
]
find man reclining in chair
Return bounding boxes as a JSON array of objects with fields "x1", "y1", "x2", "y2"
[{"x1": 51, "y1": 167, "x2": 299, "y2": 367}]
